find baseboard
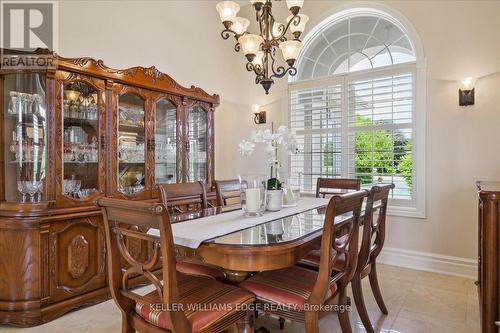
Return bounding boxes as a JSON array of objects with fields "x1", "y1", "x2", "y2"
[{"x1": 377, "y1": 247, "x2": 477, "y2": 279}]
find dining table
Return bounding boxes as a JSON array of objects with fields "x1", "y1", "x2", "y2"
[{"x1": 147, "y1": 197, "x2": 359, "y2": 283}]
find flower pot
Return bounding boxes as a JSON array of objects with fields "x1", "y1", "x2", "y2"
[{"x1": 266, "y1": 189, "x2": 283, "y2": 211}]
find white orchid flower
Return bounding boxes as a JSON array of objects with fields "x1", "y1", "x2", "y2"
[{"x1": 239, "y1": 140, "x2": 255, "y2": 156}]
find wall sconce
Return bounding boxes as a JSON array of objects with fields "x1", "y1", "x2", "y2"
[
  {"x1": 253, "y1": 104, "x2": 266, "y2": 124},
  {"x1": 459, "y1": 77, "x2": 475, "y2": 106}
]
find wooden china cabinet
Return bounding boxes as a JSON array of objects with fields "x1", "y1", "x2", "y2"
[{"x1": 0, "y1": 49, "x2": 219, "y2": 327}]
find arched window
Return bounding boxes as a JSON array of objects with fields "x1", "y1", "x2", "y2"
[{"x1": 288, "y1": 8, "x2": 425, "y2": 217}]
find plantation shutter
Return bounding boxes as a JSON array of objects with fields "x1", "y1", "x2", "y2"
[
  {"x1": 288, "y1": 69, "x2": 415, "y2": 201},
  {"x1": 289, "y1": 84, "x2": 343, "y2": 192},
  {"x1": 346, "y1": 72, "x2": 414, "y2": 200}
]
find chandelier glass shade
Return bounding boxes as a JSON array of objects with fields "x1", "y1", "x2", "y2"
[{"x1": 216, "y1": 0, "x2": 308, "y2": 94}]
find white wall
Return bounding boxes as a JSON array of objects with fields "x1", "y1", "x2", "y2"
[
  {"x1": 57, "y1": 1, "x2": 500, "y2": 273},
  {"x1": 224, "y1": 0, "x2": 500, "y2": 267}
]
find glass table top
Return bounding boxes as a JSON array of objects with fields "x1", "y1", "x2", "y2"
[{"x1": 170, "y1": 204, "x2": 355, "y2": 246}]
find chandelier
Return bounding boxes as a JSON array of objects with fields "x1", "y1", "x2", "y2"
[{"x1": 216, "y1": 0, "x2": 308, "y2": 94}]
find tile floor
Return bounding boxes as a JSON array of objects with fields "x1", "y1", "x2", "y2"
[{"x1": 0, "y1": 264, "x2": 479, "y2": 333}]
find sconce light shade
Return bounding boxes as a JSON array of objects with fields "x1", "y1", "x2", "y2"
[{"x1": 459, "y1": 77, "x2": 476, "y2": 106}]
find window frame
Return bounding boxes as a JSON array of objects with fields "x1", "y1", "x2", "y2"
[{"x1": 286, "y1": 62, "x2": 426, "y2": 218}]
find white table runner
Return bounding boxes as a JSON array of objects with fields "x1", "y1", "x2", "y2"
[{"x1": 147, "y1": 197, "x2": 329, "y2": 249}]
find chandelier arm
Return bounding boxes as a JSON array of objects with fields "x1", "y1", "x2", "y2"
[
  {"x1": 221, "y1": 29, "x2": 235, "y2": 40},
  {"x1": 270, "y1": 66, "x2": 297, "y2": 79},
  {"x1": 277, "y1": 14, "x2": 301, "y2": 41},
  {"x1": 234, "y1": 43, "x2": 241, "y2": 52},
  {"x1": 270, "y1": 65, "x2": 297, "y2": 79}
]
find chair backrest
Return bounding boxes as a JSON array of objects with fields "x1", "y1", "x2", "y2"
[
  {"x1": 316, "y1": 178, "x2": 361, "y2": 198},
  {"x1": 97, "y1": 198, "x2": 191, "y2": 332},
  {"x1": 158, "y1": 181, "x2": 208, "y2": 214},
  {"x1": 356, "y1": 183, "x2": 394, "y2": 273},
  {"x1": 308, "y1": 190, "x2": 368, "y2": 305},
  {"x1": 214, "y1": 179, "x2": 241, "y2": 207}
]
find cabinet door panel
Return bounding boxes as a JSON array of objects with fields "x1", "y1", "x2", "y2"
[
  {"x1": 109, "y1": 84, "x2": 151, "y2": 200},
  {"x1": 2, "y1": 73, "x2": 48, "y2": 203},
  {"x1": 54, "y1": 71, "x2": 106, "y2": 208},
  {"x1": 48, "y1": 216, "x2": 106, "y2": 304},
  {"x1": 187, "y1": 104, "x2": 208, "y2": 183}
]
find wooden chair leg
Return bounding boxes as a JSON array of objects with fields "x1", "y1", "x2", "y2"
[
  {"x1": 352, "y1": 276, "x2": 375, "y2": 333},
  {"x1": 121, "y1": 313, "x2": 134, "y2": 333},
  {"x1": 305, "y1": 311, "x2": 319, "y2": 333},
  {"x1": 278, "y1": 317, "x2": 285, "y2": 329},
  {"x1": 337, "y1": 287, "x2": 353, "y2": 333},
  {"x1": 368, "y1": 262, "x2": 388, "y2": 315}
]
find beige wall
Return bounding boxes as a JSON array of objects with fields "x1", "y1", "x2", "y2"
[{"x1": 57, "y1": 1, "x2": 500, "y2": 263}]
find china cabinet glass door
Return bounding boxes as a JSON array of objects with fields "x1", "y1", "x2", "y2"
[
  {"x1": 187, "y1": 105, "x2": 207, "y2": 182},
  {"x1": 155, "y1": 98, "x2": 177, "y2": 184},
  {"x1": 2, "y1": 73, "x2": 47, "y2": 203},
  {"x1": 117, "y1": 92, "x2": 147, "y2": 196},
  {"x1": 61, "y1": 80, "x2": 101, "y2": 201}
]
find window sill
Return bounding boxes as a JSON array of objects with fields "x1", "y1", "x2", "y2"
[{"x1": 300, "y1": 192, "x2": 426, "y2": 219}]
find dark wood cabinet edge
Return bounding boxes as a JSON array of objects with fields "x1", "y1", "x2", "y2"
[{"x1": 0, "y1": 48, "x2": 220, "y2": 106}]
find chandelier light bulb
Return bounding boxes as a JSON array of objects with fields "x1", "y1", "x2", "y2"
[
  {"x1": 216, "y1": 1, "x2": 240, "y2": 23},
  {"x1": 239, "y1": 34, "x2": 264, "y2": 60},
  {"x1": 279, "y1": 40, "x2": 302, "y2": 65},
  {"x1": 287, "y1": 14, "x2": 309, "y2": 34},
  {"x1": 232, "y1": 17, "x2": 250, "y2": 35}
]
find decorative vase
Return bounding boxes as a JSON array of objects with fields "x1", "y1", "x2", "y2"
[{"x1": 266, "y1": 189, "x2": 283, "y2": 211}]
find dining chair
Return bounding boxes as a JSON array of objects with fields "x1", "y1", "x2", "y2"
[
  {"x1": 298, "y1": 183, "x2": 395, "y2": 333},
  {"x1": 97, "y1": 198, "x2": 255, "y2": 333},
  {"x1": 214, "y1": 179, "x2": 241, "y2": 207},
  {"x1": 295, "y1": 177, "x2": 362, "y2": 271},
  {"x1": 316, "y1": 178, "x2": 361, "y2": 198},
  {"x1": 158, "y1": 183, "x2": 226, "y2": 282},
  {"x1": 239, "y1": 190, "x2": 368, "y2": 333},
  {"x1": 158, "y1": 181, "x2": 208, "y2": 214}
]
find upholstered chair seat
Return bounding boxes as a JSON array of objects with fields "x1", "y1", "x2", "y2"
[
  {"x1": 136, "y1": 273, "x2": 254, "y2": 332},
  {"x1": 240, "y1": 266, "x2": 338, "y2": 312},
  {"x1": 176, "y1": 257, "x2": 226, "y2": 281}
]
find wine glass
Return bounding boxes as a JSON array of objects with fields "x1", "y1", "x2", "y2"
[
  {"x1": 8, "y1": 92, "x2": 19, "y2": 115},
  {"x1": 36, "y1": 181, "x2": 44, "y2": 202},
  {"x1": 74, "y1": 180, "x2": 82, "y2": 198},
  {"x1": 26, "y1": 181, "x2": 38, "y2": 203},
  {"x1": 17, "y1": 181, "x2": 26, "y2": 202}
]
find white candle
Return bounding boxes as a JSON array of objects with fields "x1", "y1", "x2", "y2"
[{"x1": 245, "y1": 188, "x2": 261, "y2": 212}]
